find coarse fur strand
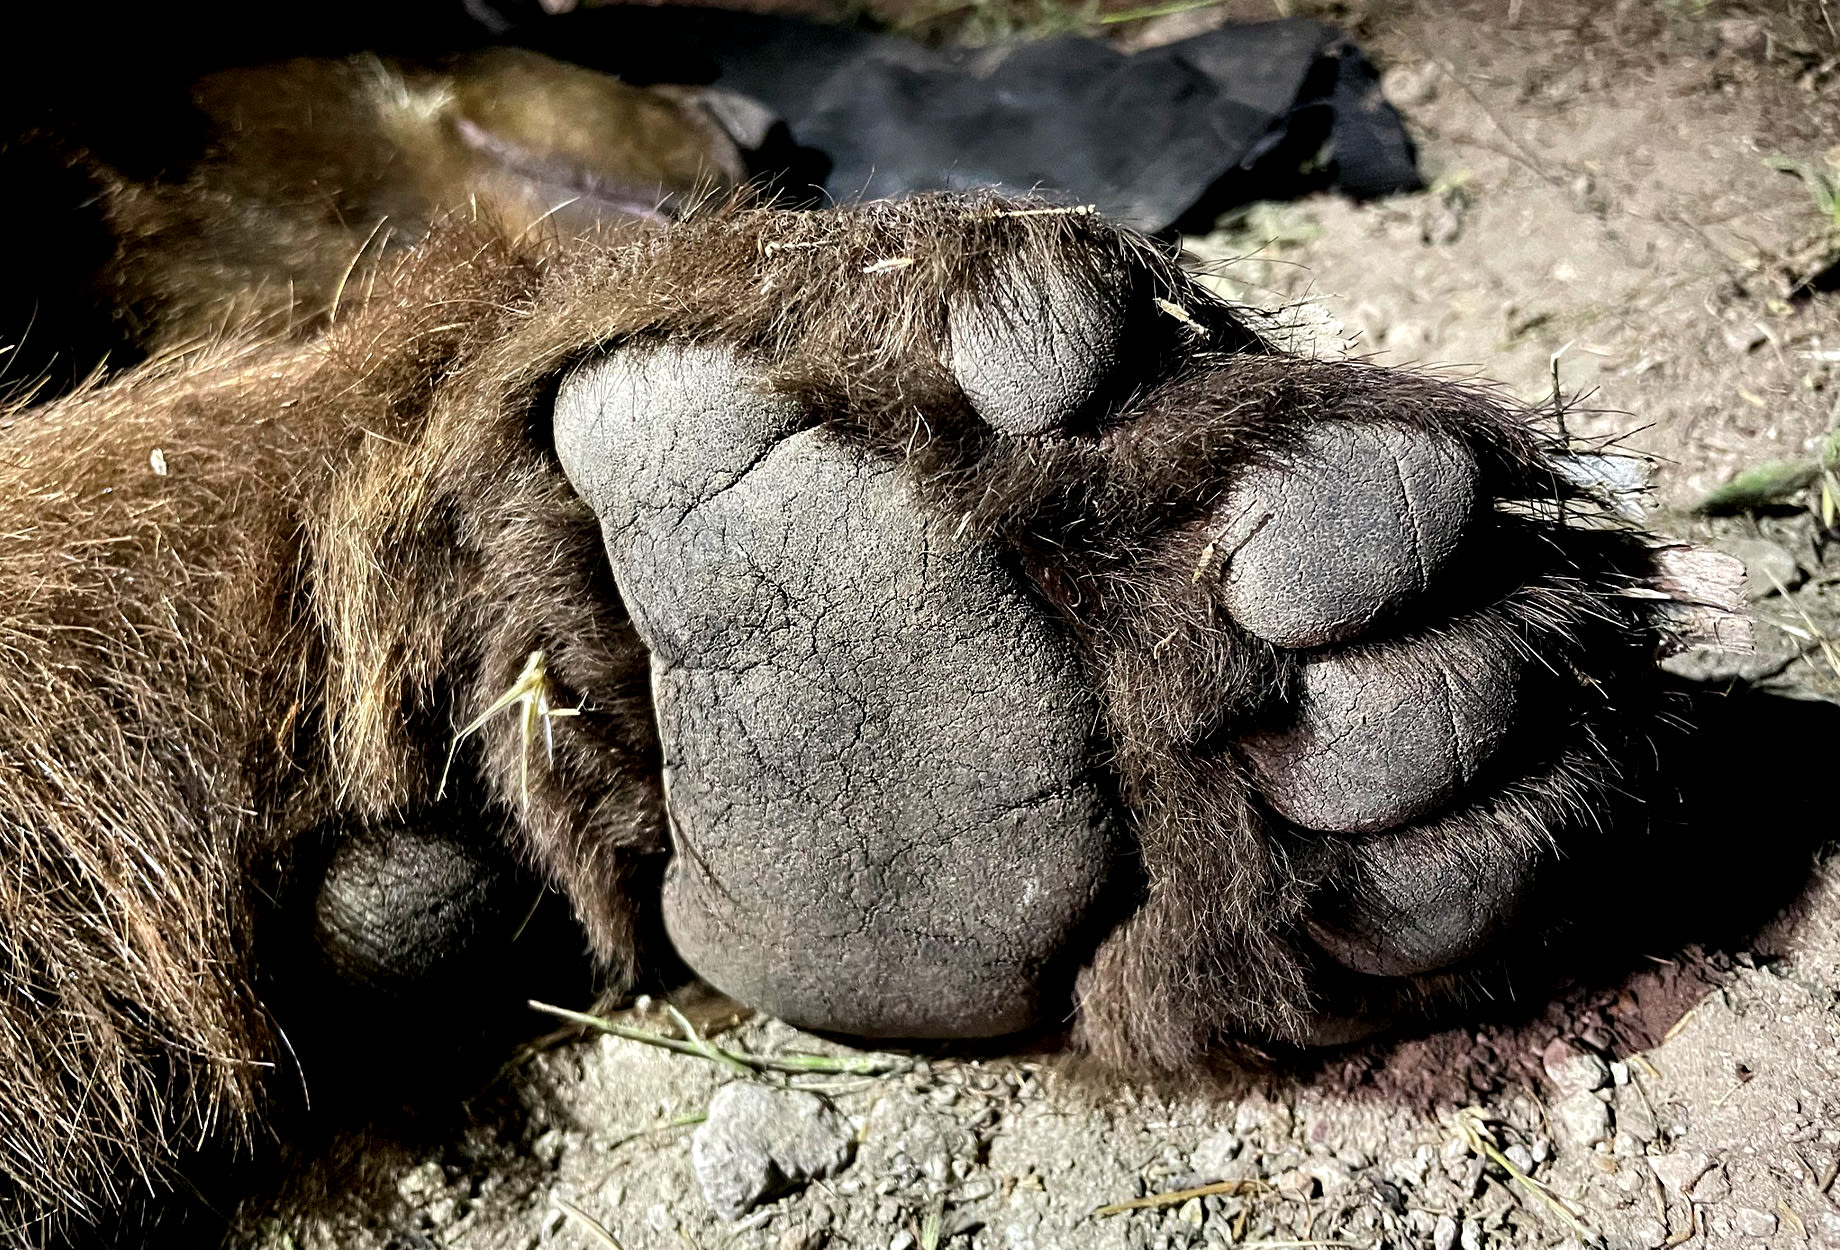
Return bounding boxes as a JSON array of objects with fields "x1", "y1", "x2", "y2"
[{"x1": 0, "y1": 193, "x2": 1671, "y2": 1236}]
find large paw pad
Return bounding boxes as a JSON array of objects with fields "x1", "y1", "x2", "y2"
[{"x1": 556, "y1": 342, "x2": 1118, "y2": 1039}]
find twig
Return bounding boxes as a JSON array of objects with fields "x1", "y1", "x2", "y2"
[
  {"x1": 603, "y1": 1111, "x2": 706, "y2": 1152},
  {"x1": 529, "y1": 1001, "x2": 914, "y2": 1076},
  {"x1": 1425, "y1": 55, "x2": 1561, "y2": 188},
  {"x1": 1662, "y1": 1201, "x2": 1699, "y2": 1248},
  {"x1": 985, "y1": 204, "x2": 1098, "y2": 218}
]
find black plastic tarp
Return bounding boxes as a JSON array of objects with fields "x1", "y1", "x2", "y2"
[{"x1": 515, "y1": 5, "x2": 1421, "y2": 232}]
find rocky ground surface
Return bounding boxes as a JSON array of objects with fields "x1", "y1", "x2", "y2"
[{"x1": 262, "y1": 4, "x2": 1840, "y2": 1249}]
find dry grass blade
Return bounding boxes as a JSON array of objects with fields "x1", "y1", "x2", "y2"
[
  {"x1": 604, "y1": 1111, "x2": 706, "y2": 1151},
  {"x1": 529, "y1": 1001, "x2": 914, "y2": 1076},
  {"x1": 664, "y1": 1002, "x2": 752, "y2": 1079},
  {"x1": 1098, "y1": 0, "x2": 1228, "y2": 23},
  {"x1": 1453, "y1": 1108, "x2": 1596, "y2": 1243},
  {"x1": 550, "y1": 1195, "x2": 628, "y2": 1250},
  {"x1": 1759, "y1": 566, "x2": 1840, "y2": 682},
  {"x1": 1093, "y1": 1178, "x2": 1270, "y2": 1217},
  {"x1": 438, "y1": 650, "x2": 579, "y2": 803}
]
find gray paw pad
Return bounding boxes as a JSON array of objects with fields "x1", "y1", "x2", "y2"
[
  {"x1": 555, "y1": 345, "x2": 1118, "y2": 1039},
  {"x1": 944, "y1": 263, "x2": 1134, "y2": 435},
  {"x1": 1305, "y1": 816, "x2": 1539, "y2": 978},
  {"x1": 1237, "y1": 624, "x2": 1522, "y2": 834},
  {"x1": 1214, "y1": 422, "x2": 1478, "y2": 648}
]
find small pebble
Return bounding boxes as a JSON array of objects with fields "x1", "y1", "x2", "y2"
[
  {"x1": 1628, "y1": 1217, "x2": 1669, "y2": 1249},
  {"x1": 1274, "y1": 1169, "x2": 1319, "y2": 1199},
  {"x1": 1551, "y1": 1090, "x2": 1612, "y2": 1149},
  {"x1": 531, "y1": 1129, "x2": 567, "y2": 1168},
  {"x1": 1542, "y1": 1038, "x2": 1611, "y2": 1098},
  {"x1": 1726, "y1": 537, "x2": 1802, "y2": 599},
  {"x1": 956, "y1": 1176, "x2": 996, "y2": 1202},
  {"x1": 1734, "y1": 1207, "x2": 1777, "y2": 1237},
  {"x1": 397, "y1": 1160, "x2": 445, "y2": 1204}
]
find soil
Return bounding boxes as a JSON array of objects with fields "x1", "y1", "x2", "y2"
[{"x1": 250, "y1": 4, "x2": 1840, "y2": 1249}]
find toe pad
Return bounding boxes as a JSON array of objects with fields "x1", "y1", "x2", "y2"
[{"x1": 1215, "y1": 422, "x2": 1478, "y2": 649}]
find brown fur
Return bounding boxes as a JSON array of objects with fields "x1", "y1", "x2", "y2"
[{"x1": 1, "y1": 194, "x2": 1683, "y2": 1237}]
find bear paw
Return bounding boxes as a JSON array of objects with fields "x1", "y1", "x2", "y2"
[{"x1": 550, "y1": 196, "x2": 1739, "y2": 1060}]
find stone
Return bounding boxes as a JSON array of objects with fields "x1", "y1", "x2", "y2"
[
  {"x1": 1690, "y1": 1164, "x2": 1731, "y2": 1203},
  {"x1": 531, "y1": 1128, "x2": 567, "y2": 1167},
  {"x1": 1726, "y1": 537, "x2": 1802, "y2": 600},
  {"x1": 1648, "y1": 1152, "x2": 1713, "y2": 1199},
  {"x1": 1550, "y1": 1090, "x2": 1611, "y2": 1149},
  {"x1": 1189, "y1": 1129, "x2": 1242, "y2": 1179},
  {"x1": 1433, "y1": 1214, "x2": 1459, "y2": 1250},
  {"x1": 397, "y1": 1160, "x2": 446, "y2": 1203},
  {"x1": 691, "y1": 1083, "x2": 857, "y2": 1219},
  {"x1": 1300, "y1": 1159, "x2": 1352, "y2": 1195},
  {"x1": 1614, "y1": 1088, "x2": 1659, "y2": 1144},
  {"x1": 1232, "y1": 1094, "x2": 1292, "y2": 1141},
  {"x1": 1628, "y1": 1217, "x2": 1668, "y2": 1249},
  {"x1": 1541, "y1": 1038, "x2": 1611, "y2": 1098},
  {"x1": 1733, "y1": 1207, "x2": 1777, "y2": 1237},
  {"x1": 1273, "y1": 1169, "x2": 1318, "y2": 1198}
]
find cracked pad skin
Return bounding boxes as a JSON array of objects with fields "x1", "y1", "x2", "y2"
[{"x1": 555, "y1": 347, "x2": 1118, "y2": 1038}]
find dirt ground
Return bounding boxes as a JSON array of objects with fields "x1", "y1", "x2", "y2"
[{"x1": 258, "y1": 4, "x2": 1840, "y2": 1248}]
